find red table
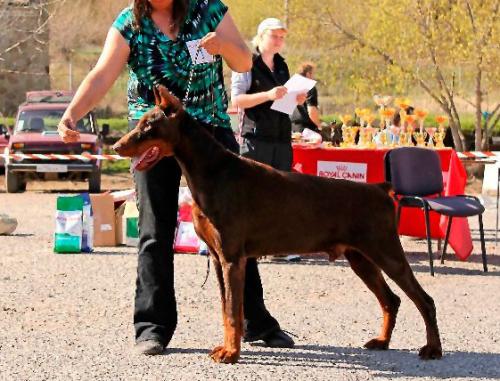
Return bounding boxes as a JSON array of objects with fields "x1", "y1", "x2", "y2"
[{"x1": 292, "y1": 146, "x2": 472, "y2": 260}]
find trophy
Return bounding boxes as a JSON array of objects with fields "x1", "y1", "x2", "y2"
[
  {"x1": 434, "y1": 115, "x2": 448, "y2": 148},
  {"x1": 403, "y1": 115, "x2": 416, "y2": 146},
  {"x1": 413, "y1": 130, "x2": 428, "y2": 147},
  {"x1": 395, "y1": 97, "x2": 411, "y2": 131},
  {"x1": 351, "y1": 126, "x2": 360, "y2": 147},
  {"x1": 355, "y1": 108, "x2": 370, "y2": 128},
  {"x1": 389, "y1": 125, "x2": 401, "y2": 147},
  {"x1": 425, "y1": 127, "x2": 437, "y2": 148},
  {"x1": 415, "y1": 109, "x2": 428, "y2": 133},
  {"x1": 358, "y1": 127, "x2": 368, "y2": 148},
  {"x1": 339, "y1": 114, "x2": 353, "y2": 147},
  {"x1": 378, "y1": 107, "x2": 396, "y2": 146},
  {"x1": 436, "y1": 115, "x2": 448, "y2": 131},
  {"x1": 364, "y1": 114, "x2": 377, "y2": 148}
]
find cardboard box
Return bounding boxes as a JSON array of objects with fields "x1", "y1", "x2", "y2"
[
  {"x1": 115, "y1": 202, "x2": 126, "y2": 245},
  {"x1": 90, "y1": 193, "x2": 116, "y2": 246}
]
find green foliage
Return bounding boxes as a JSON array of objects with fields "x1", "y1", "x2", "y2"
[
  {"x1": 101, "y1": 145, "x2": 130, "y2": 174},
  {"x1": 98, "y1": 118, "x2": 128, "y2": 134},
  {"x1": 101, "y1": 159, "x2": 130, "y2": 174},
  {"x1": 2, "y1": 117, "x2": 15, "y2": 127}
]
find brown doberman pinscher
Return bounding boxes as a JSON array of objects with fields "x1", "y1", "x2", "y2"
[{"x1": 113, "y1": 85, "x2": 442, "y2": 364}]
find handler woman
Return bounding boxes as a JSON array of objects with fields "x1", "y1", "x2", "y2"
[
  {"x1": 58, "y1": 0, "x2": 293, "y2": 355},
  {"x1": 232, "y1": 18, "x2": 306, "y2": 171}
]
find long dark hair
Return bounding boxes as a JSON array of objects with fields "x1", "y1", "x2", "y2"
[{"x1": 133, "y1": 0, "x2": 189, "y2": 31}]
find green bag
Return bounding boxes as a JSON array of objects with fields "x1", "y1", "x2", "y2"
[{"x1": 54, "y1": 195, "x2": 84, "y2": 253}]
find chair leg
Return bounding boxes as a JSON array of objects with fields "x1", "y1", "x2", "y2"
[
  {"x1": 423, "y1": 206, "x2": 434, "y2": 276},
  {"x1": 478, "y1": 214, "x2": 488, "y2": 273},
  {"x1": 440, "y1": 217, "x2": 453, "y2": 264}
]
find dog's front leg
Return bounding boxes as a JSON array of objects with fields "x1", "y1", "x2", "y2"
[{"x1": 210, "y1": 257, "x2": 246, "y2": 364}]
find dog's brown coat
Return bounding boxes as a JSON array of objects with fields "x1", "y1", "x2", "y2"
[{"x1": 113, "y1": 86, "x2": 442, "y2": 364}]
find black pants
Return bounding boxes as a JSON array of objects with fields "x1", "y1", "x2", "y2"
[
  {"x1": 241, "y1": 137, "x2": 293, "y2": 171},
  {"x1": 132, "y1": 122, "x2": 280, "y2": 345}
]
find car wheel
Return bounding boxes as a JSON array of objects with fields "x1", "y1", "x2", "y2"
[
  {"x1": 89, "y1": 166, "x2": 101, "y2": 193},
  {"x1": 5, "y1": 169, "x2": 23, "y2": 193}
]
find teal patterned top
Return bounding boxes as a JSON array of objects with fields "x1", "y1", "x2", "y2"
[{"x1": 112, "y1": 0, "x2": 231, "y2": 129}]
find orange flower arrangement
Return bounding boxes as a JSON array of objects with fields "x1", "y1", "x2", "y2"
[
  {"x1": 380, "y1": 107, "x2": 396, "y2": 119},
  {"x1": 415, "y1": 109, "x2": 428, "y2": 120},
  {"x1": 404, "y1": 114, "x2": 416, "y2": 127},
  {"x1": 435, "y1": 115, "x2": 448, "y2": 125}
]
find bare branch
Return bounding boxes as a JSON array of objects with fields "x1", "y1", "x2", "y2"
[{"x1": 324, "y1": 6, "x2": 445, "y2": 108}]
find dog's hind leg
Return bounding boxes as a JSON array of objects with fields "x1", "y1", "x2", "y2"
[
  {"x1": 343, "y1": 249, "x2": 401, "y2": 350},
  {"x1": 209, "y1": 256, "x2": 246, "y2": 364},
  {"x1": 363, "y1": 240, "x2": 442, "y2": 360}
]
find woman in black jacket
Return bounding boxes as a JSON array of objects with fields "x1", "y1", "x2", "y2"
[{"x1": 231, "y1": 18, "x2": 306, "y2": 171}]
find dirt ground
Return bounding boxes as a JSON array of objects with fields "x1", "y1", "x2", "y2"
[{"x1": 1, "y1": 173, "x2": 500, "y2": 381}]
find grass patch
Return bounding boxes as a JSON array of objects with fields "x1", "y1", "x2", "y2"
[
  {"x1": 102, "y1": 146, "x2": 130, "y2": 174},
  {"x1": 102, "y1": 159, "x2": 130, "y2": 174}
]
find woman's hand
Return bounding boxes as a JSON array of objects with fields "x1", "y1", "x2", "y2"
[
  {"x1": 58, "y1": 117, "x2": 80, "y2": 143},
  {"x1": 267, "y1": 86, "x2": 288, "y2": 101},
  {"x1": 200, "y1": 32, "x2": 222, "y2": 55},
  {"x1": 296, "y1": 93, "x2": 307, "y2": 105}
]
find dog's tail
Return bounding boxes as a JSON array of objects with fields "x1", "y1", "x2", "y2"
[{"x1": 376, "y1": 182, "x2": 393, "y2": 196}]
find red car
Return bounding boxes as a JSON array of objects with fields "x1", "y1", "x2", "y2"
[
  {"x1": 4, "y1": 91, "x2": 109, "y2": 193},
  {"x1": 0, "y1": 118, "x2": 9, "y2": 171}
]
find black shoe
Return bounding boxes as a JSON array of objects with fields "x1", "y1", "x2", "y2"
[
  {"x1": 135, "y1": 339, "x2": 165, "y2": 355},
  {"x1": 262, "y1": 329, "x2": 295, "y2": 348},
  {"x1": 244, "y1": 328, "x2": 295, "y2": 348}
]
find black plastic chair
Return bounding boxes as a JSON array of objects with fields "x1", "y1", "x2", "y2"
[{"x1": 384, "y1": 147, "x2": 487, "y2": 276}]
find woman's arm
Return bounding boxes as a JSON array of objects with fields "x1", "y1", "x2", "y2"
[
  {"x1": 58, "y1": 28, "x2": 130, "y2": 142},
  {"x1": 308, "y1": 105, "x2": 321, "y2": 127},
  {"x1": 200, "y1": 12, "x2": 251, "y2": 72},
  {"x1": 233, "y1": 86, "x2": 288, "y2": 109}
]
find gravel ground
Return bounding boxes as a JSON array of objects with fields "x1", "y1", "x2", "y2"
[{"x1": 1, "y1": 176, "x2": 500, "y2": 381}]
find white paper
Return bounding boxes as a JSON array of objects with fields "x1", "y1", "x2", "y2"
[
  {"x1": 186, "y1": 39, "x2": 214, "y2": 65},
  {"x1": 270, "y1": 74, "x2": 317, "y2": 115}
]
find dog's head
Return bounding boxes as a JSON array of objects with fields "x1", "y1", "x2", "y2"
[{"x1": 113, "y1": 85, "x2": 184, "y2": 171}]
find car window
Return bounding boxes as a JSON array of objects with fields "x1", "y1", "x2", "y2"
[{"x1": 15, "y1": 110, "x2": 94, "y2": 134}]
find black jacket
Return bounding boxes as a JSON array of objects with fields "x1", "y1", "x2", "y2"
[{"x1": 241, "y1": 53, "x2": 291, "y2": 143}]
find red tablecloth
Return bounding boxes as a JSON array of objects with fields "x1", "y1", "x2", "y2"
[{"x1": 292, "y1": 146, "x2": 472, "y2": 260}]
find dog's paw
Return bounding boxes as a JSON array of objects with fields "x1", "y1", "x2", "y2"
[
  {"x1": 418, "y1": 344, "x2": 442, "y2": 360},
  {"x1": 209, "y1": 345, "x2": 240, "y2": 364},
  {"x1": 364, "y1": 338, "x2": 390, "y2": 350}
]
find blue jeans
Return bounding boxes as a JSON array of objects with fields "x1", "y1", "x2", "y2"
[{"x1": 131, "y1": 121, "x2": 280, "y2": 344}]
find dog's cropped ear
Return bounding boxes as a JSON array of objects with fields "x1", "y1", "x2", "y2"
[{"x1": 156, "y1": 85, "x2": 182, "y2": 112}]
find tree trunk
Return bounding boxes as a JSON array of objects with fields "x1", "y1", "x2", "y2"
[
  {"x1": 449, "y1": 117, "x2": 465, "y2": 152},
  {"x1": 474, "y1": 67, "x2": 483, "y2": 150},
  {"x1": 284, "y1": 0, "x2": 289, "y2": 28},
  {"x1": 482, "y1": 120, "x2": 490, "y2": 150}
]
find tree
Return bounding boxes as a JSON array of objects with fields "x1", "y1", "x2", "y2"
[{"x1": 319, "y1": 0, "x2": 500, "y2": 151}]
